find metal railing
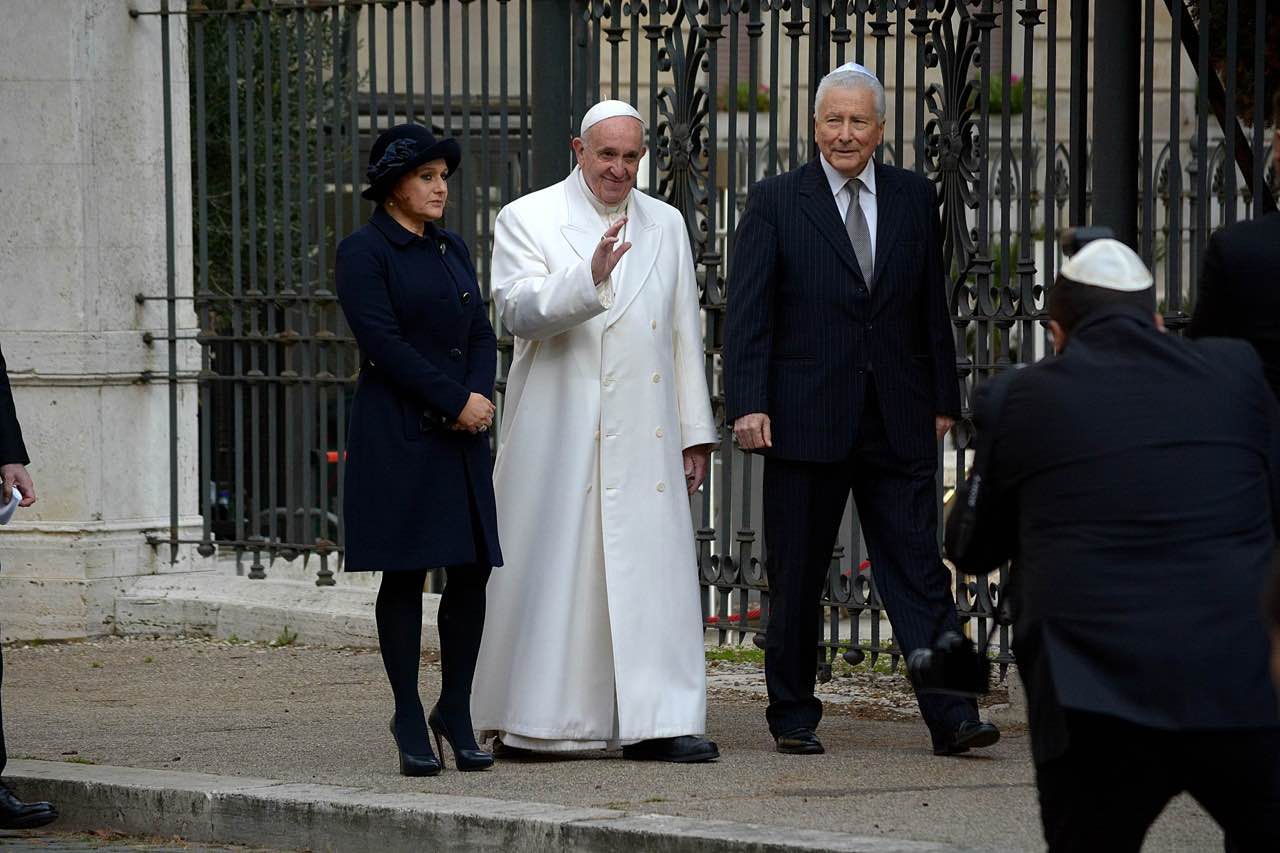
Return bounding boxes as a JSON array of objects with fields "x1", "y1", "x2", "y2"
[{"x1": 142, "y1": 0, "x2": 1278, "y2": 677}]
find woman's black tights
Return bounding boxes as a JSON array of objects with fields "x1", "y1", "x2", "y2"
[{"x1": 376, "y1": 565, "x2": 492, "y2": 753}]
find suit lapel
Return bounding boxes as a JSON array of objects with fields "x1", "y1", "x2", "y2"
[
  {"x1": 798, "y1": 159, "x2": 863, "y2": 282},
  {"x1": 560, "y1": 173, "x2": 602, "y2": 262},
  {"x1": 870, "y1": 160, "x2": 905, "y2": 290},
  {"x1": 605, "y1": 196, "x2": 659, "y2": 328}
]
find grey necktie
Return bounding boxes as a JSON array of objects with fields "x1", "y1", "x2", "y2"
[{"x1": 844, "y1": 177, "x2": 873, "y2": 287}]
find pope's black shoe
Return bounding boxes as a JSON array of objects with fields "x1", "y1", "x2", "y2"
[
  {"x1": 491, "y1": 738, "x2": 535, "y2": 759},
  {"x1": 933, "y1": 720, "x2": 1001, "y2": 756},
  {"x1": 774, "y1": 728, "x2": 825, "y2": 755},
  {"x1": 622, "y1": 735, "x2": 719, "y2": 763},
  {"x1": 0, "y1": 781, "x2": 57, "y2": 830}
]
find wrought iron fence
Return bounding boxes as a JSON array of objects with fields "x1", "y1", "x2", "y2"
[{"x1": 144, "y1": 0, "x2": 1278, "y2": 677}]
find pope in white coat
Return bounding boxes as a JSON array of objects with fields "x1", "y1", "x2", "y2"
[{"x1": 471, "y1": 100, "x2": 720, "y2": 763}]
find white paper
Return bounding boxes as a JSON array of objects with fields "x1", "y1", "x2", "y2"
[{"x1": 0, "y1": 485, "x2": 21, "y2": 525}]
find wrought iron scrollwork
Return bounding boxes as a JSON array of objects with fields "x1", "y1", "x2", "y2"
[
  {"x1": 654, "y1": 1, "x2": 713, "y2": 258},
  {"x1": 920, "y1": 0, "x2": 982, "y2": 280}
]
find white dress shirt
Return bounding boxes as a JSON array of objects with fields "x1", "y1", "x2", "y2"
[{"x1": 819, "y1": 153, "x2": 877, "y2": 271}]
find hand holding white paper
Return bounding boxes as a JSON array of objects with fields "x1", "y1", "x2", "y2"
[{"x1": 0, "y1": 485, "x2": 21, "y2": 525}]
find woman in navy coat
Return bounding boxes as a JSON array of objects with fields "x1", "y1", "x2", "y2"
[{"x1": 337, "y1": 123, "x2": 503, "y2": 776}]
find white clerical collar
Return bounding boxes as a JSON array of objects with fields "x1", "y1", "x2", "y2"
[
  {"x1": 574, "y1": 166, "x2": 630, "y2": 218},
  {"x1": 819, "y1": 153, "x2": 877, "y2": 199}
]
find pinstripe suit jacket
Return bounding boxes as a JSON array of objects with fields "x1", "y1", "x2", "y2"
[{"x1": 724, "y1": 157, "x2": 959, "y2": 462}]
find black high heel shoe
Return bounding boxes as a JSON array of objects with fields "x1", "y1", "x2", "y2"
[
  {"x1": 428, "y1": 707, "x2": 495, "y2": 771},
  {"x1": 389, "y1": 715, "x2": 442, "y2": 777}
]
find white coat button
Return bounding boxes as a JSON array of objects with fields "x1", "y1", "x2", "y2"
[
  {"x1": 603, "y1": 376, "x2": 615, "y2": 387},
  {"x1": 655, "y1": 427, "x2": 664, "y2": 438},
  {"x1": 651, "y1": 320, "x2": 657, "y2": 330},
  {"x1": 594, "y1": 430, "x2": 600, "y2": 441},
  {"x1": 586, "y1": 484, "x2": 593, "y2": 493},
  {"x1": 651, "y1": 372, "x2": 661, "y2": 383},
  {"x1": 656, "y1": 482, "x2": 666, "y2": 493}
]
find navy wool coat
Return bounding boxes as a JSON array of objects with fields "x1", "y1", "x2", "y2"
[{"x1": 336, "y1": 207, "x2": 503, "y2": 572}]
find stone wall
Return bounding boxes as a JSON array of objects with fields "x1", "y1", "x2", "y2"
[{"x1": 0, "y1": 0, "x2": 210, "y2": 641}]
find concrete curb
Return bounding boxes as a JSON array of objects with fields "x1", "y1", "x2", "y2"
[
  {"x1": 7, "y1": 760, "x2": 978, "y2": 853},
  {"x1": 112, "y1": 572, "x2": 439, "y2": 651}
]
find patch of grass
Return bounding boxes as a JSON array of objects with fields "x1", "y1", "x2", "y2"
[
  {"x1": 831, "y1": 653, "x2": 902, "y2": 678},
  {"x1": 143, "y1": 656, "x2": 154, "y2": 664},
  {"x1": 272, "y1": 626, "x2": 298, "y2": 647},
  {"x1": 642, "y1": 796, "x2": 668, "y2": 804},
  {"x1": 64, "y1": 756, "x2": 96, "y2": 765},
  {"x1": 705, "y1": 646, "x2": 765, "y2": 665},
  {"x1": 90, "y1": 661, "x2": 102, "y2": 669}
]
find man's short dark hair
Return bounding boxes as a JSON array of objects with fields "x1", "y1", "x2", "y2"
[{"x1": 1047, "y1": 276, "x2": 1156, "y2": 333}]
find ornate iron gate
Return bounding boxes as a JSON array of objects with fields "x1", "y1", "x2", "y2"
[{"x1": 144, "y1": 0, "x2": 1277, "y2": 675}]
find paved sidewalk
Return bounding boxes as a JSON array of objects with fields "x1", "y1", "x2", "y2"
[{"x1": 2, "y1": 637, "x2": 1225, "y2": 851}]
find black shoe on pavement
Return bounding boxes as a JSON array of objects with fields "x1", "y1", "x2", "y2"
[
  {"x1": 491, "y1": 738, "x2": 534, "y2": 759},
  {"x1": 0, "y1": 781, "x2": 57, "y2": 830},
  {"x1": 622, "y1": 735, "x2": 719, "y2": 763},
  {"x1": 933, "y1": 720, "x2": 1000, "y2": 756},
  {"x1": 774, "y1": 728, "x2": 825, "y2": 755}
]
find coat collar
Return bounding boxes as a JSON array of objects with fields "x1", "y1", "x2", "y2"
[
  {"x1": 1071, "y1": 302, "x2": 1159, "y2": 339},
  {"x1": 371, "y1": 205, "x2": 439, "y2": 247},
  {"x1": 560, "y1": 168, "x2": 661, "y2": 328}
]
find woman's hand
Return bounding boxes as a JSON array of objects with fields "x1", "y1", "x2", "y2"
[{"x1": 454, "y1": 393, "x2": 495, "y2": 434}]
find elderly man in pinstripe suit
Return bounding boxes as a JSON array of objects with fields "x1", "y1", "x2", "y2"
[{"x1": 724, "y1": 63, "x2": 999, "y2": 757}]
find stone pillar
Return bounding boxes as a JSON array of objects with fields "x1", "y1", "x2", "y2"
[{"x1": 0, "y1": 0, "x2": 206, "y2": 640}]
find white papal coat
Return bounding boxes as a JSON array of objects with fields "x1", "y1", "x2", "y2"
[{"x1": 470, "y1": 169, "x2": 717, "y2": 747}]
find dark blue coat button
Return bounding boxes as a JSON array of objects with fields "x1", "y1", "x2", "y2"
[
  {"x1": 461, "y1": 291, "x2": 472, "y2": 304},
  {"x1": 449, "y1": 348, "x2": 463, "y2": 360}
]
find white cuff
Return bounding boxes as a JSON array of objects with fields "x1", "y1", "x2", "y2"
[{"x1": 595, "y1": 276, "x2": 614, "y2": 309}]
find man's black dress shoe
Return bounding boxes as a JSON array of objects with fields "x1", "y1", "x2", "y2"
[
  {"x1": 933, "y1": 720, "x2": 1000, "y2": 756},
  {"x1": 774, "y1": 728, "x2": 825, "y2": 755},
  {"x1": 0, "y1": 781, "x2": 57, "y2": 830},
  {"x1": 621, "y1": 735, "x2": 719, "y2": 763},
  {"x1": 491, "y1": 738, "x2": 535, "y2": 759}
]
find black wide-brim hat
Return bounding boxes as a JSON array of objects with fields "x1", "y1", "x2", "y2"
[{"x1": 362, "y1": 123, "x2": 461, "y2": 202}]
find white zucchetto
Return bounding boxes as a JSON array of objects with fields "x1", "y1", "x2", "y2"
[
  {"x1": 824, "y1": 61, "x2": 880, "y2": 83},
  {"x1": 1058, "y1": 238, "x2": 1153, "y2": 292},
  {"x1": 579, "y1": 100, "x2": 645, "y2": 138}
]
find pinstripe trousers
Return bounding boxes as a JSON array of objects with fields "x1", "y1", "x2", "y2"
[{"x1": 761, "y1": 382, "x2": 977, "y2": 744}]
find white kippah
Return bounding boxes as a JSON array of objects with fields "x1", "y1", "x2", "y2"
[
  {"x1": 1058, "y1": 238, "x2": 1153, "y2": 292},
  {"x1": 579, "y1": 100, "x2": 645, "y2": 137},
  {"x1": 825, "y1": 61, "x2": 880, "y2": 83}
]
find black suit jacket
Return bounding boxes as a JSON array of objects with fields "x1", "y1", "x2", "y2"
[
  {"x1": 947, "y1": 305, "x2": 1280, "y2": 764},
  {"x1": 0, "y1": 342, "x2": 29, "y2": 466},
  {"x1": 724, "y1": 158, "x2": 959, "y2": 462},
  {"x1": 1188, "y1": 213, "x2": 1280, "y2": 397}
]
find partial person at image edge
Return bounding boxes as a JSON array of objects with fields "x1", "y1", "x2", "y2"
[
  {"x1": 0, "y1": 341, "x2": 59, "y2": 829},
  {"x1": 947, "y1": 238, "x2": 1280, "y2": 851}
]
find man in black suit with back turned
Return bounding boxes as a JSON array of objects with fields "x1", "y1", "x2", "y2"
[
  {"x1": 947, "y1": 239, "x2": 1280, "y2": 850},
  {"x1": 724, "y1": 62, "x2": 998, "y2": 757},
  {"x1": 1188, "y1": 90, "x2": 1280, "y2": 388},
  {"x1": 0, "y1": 342, "x2": 57, "y2": 829}
]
